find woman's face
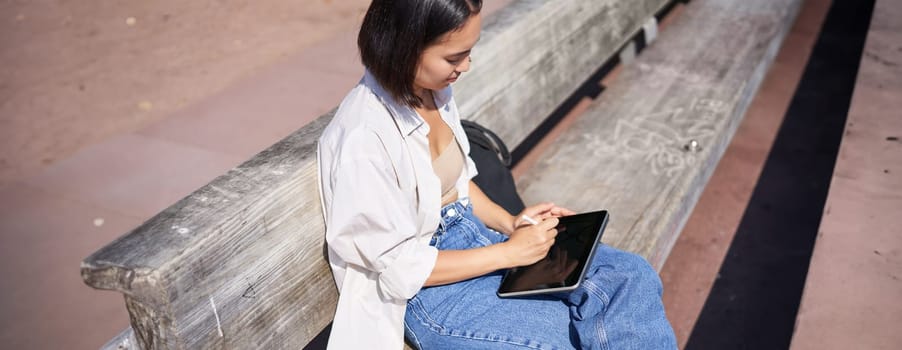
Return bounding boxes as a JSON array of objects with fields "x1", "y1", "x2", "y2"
[{"x1": 414, "y1": 13, "x2": 482, "y2": 96}]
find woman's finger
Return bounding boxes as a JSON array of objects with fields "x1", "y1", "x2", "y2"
[
  {"x1": 549, "y1": 205, "x2": 576, "y2": 217},
  {"x1": 524, "y1": 202, "x2": 555, "y2": 216}
]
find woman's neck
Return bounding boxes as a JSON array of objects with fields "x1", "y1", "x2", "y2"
[{"x1": 414, "y1": 87, "x2": 435, "y2": 109}]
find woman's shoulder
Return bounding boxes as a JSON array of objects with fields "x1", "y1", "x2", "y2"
[
  {"x1": 335, "y1": 82, "x2": 388, "y2": 124},
  {"x1": 320, "y1": 82, "x2": 390, "y2": 145}
]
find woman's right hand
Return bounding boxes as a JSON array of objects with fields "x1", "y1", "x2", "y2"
[{"x1": 501, "y1": 217, "x2": 560, "y2": 268}]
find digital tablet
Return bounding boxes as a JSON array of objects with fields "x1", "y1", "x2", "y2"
[{"x1": 497, "y1": 210, "x2": 609, "y2": 298}]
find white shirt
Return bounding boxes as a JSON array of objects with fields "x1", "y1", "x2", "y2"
[{"x1": 316, "y1": 71, "x2": 478, "y2": 349}]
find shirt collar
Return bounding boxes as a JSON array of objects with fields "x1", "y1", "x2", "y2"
[
  {"x1": 364, "y1": 69, "x2": 453, "y2": 138},
  {"x1": 432, "y1": 84, "x2": 453, "y2": 107}
]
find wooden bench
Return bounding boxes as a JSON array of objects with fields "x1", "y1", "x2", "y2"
[{"x1": 81, "y1": 0, "x2": 801, "y2": 348}]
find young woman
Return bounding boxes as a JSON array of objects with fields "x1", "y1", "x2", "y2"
[{"x1": 317, "y1": 0, "x2": 677, "y2": 348}]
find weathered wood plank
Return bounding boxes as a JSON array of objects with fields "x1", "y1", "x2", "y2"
[
  {"x1": 83, "y1": 112, "x2": 336, "y2": 349},
  {"x1": 457, "y1": 0, "x2": 672, "y2": 148},
  {"x1": 517, "y1": 0, "x2": 803, "y2": 270}
]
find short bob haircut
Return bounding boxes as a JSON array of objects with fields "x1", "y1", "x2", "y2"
[{"x1": 358, "y1": 0, "x2": 483, "y2": 108}]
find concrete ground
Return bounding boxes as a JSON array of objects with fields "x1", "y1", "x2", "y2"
[
  {"x1": 790, "y1": 0, "x2": 902, "y2": 347},
  {"x1": 0, "y1": 0, "x2": 372, "y2": 189},
  {"x1": 1, "y1": 0, "x2": 899, "y2": 349}
]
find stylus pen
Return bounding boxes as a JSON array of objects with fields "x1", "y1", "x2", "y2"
[{"x1": 520, "y1": 214, "x2": 539, "y2": 226}]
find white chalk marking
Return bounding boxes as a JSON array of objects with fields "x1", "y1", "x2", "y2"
[{"x1": 209, "y1": 297, "x2": 224, "y2": 337}]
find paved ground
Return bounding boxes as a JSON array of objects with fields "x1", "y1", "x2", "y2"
[
  {"x1": 790, "y1": 0, "x2": 902, "y2": 347},
  {"x1": 0, "y1": 0, "x2": 371, "y2": 188}
]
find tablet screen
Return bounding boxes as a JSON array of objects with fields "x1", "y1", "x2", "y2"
[{"x1": 497, "y1": 210, "x2": 608, "y2": 297}]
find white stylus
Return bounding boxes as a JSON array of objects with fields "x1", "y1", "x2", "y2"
[{"x1": 520, "y1": 214, "x2": 539, "y2": 226}]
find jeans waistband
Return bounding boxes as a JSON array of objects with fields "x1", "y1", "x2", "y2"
[{"x1": 436, "y1": 197, "x2": 471, "y2": 235}]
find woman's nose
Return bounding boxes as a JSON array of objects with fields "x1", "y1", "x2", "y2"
[{"x1": 458, "y1": 56, "x2": 472, "y2": 73}]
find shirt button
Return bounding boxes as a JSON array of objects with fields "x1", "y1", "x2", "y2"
[{"x1": 447, "y1": 208, "x2": 457, "y2": 217}]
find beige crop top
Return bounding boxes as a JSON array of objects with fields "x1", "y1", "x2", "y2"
[{"x1": 432, "y1": 138, "x2": 464, "y2": 206}]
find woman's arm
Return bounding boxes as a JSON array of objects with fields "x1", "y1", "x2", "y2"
[
  {"x1": 424, "y1": 217, "x2": 560, "y2": 286},
  {"x1": 468, "y1": 180, "x2": 517, "y2": 235},
  {"x1": 425, "y1": 182, "x2": 576, "y2": 286},
  {"x1": 424, "y1": 246, "x2": 508, "y2": 286}
]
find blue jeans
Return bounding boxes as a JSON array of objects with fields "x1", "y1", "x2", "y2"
[{"x1": 404, "y1": 199, "x2": 677, "y2": 349}]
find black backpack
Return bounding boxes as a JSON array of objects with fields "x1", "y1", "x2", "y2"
[{"x1": 461, "y1": 120, "x2": 526, "y2": 215}]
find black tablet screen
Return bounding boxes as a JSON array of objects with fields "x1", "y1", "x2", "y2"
[{"x1": 497, "y1": 210, "x2": 608, "y2": 296}]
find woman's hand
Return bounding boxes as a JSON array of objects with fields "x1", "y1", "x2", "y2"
[
  {"x1": 500, "y1": 216, "x2": 560, "y2": 268},
  {"x1": 512, "y1": 202, "x2": 576, "y2": 229}
]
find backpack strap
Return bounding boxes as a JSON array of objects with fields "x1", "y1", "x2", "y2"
[{"x1": 461, "y1": 120, "x2": 513, "y2": 167}]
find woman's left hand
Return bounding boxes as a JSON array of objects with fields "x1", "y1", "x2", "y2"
[{"x1": 512, "y1": 202, "x2": 576, "y2": 229}]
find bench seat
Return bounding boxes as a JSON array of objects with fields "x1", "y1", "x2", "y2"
[
  {"x1": 518, "y1": 0, "x2": 802, "y2": 269},
  {"x1": 82, "y1": 0, "x2": 800, "y2": 348}
]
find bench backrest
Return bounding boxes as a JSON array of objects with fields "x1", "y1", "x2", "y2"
[
  {"x1": 517, "y1": 0, "x2": 803, "y2": 269},
  {"x1": 81, "y1": 0, "x2": 672, "y2": 348}
]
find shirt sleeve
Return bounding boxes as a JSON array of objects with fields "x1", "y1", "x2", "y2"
[{"x1": 323, "y1": 130, "x2": 438, "y2": 302}]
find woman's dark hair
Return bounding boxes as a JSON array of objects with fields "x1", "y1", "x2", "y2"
[{"x1": 358, "y1": 0, "x2": 482, "y2": 108}]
